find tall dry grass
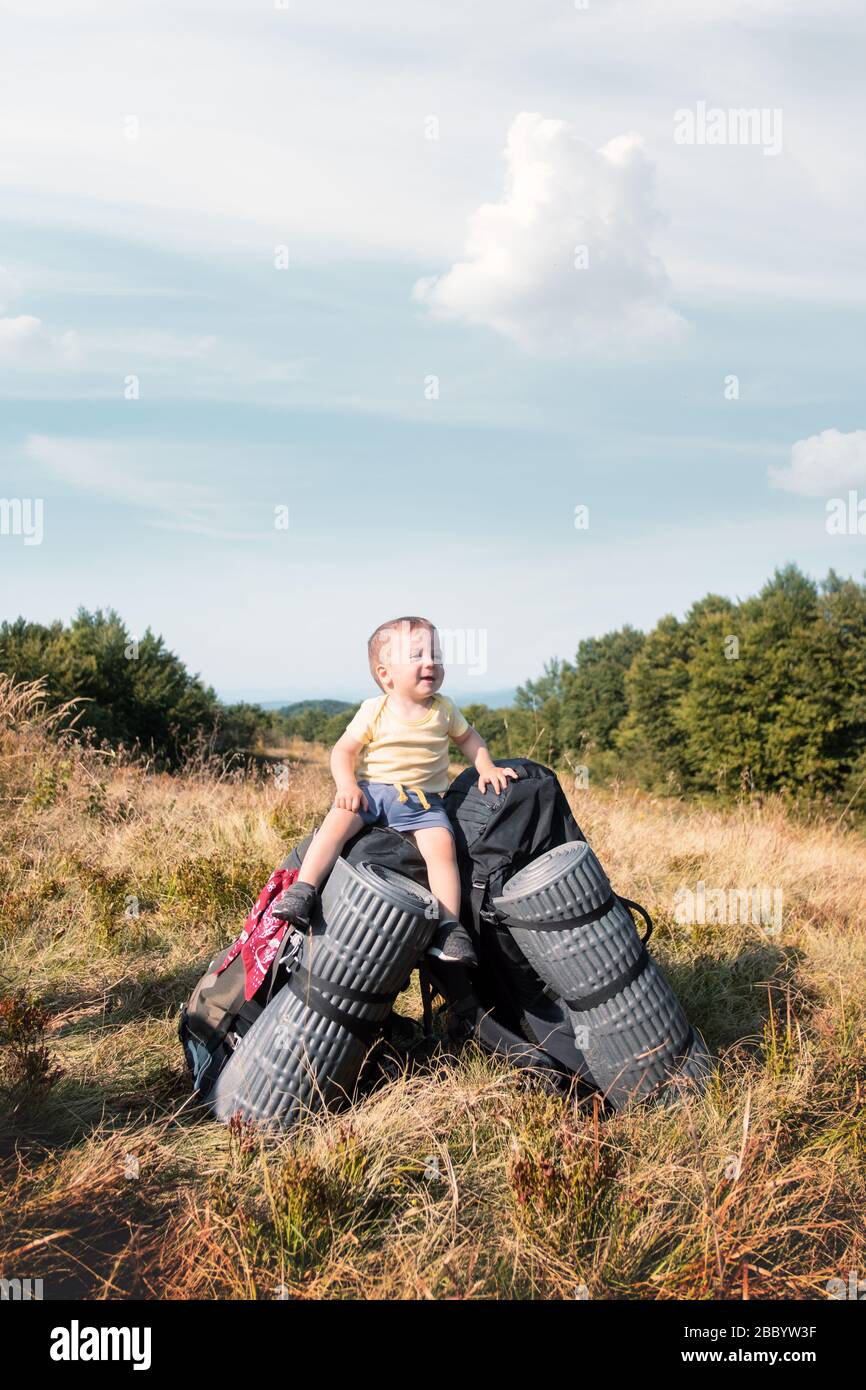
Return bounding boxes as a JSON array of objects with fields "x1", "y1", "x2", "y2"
[{"x1": 0, "y1": 677, "x2": 863, "y2": 1299}]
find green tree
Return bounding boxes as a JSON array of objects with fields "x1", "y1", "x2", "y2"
[
  {"x1": 614, "y1": 616, "x2": 692, "y2": 788},
  {"x1": 512, "y1": 661, "x2": 566, "y2": 761},
  {"x1": 515, "y1": 658, "x2": 572, "y2": 711},
  {"x1": 459, "y1": 703, "x2": 509, "y2": 756},
  {"x1": 0, "y1": 607, "x2": 266, "y2": 763},
  {"x1": 680, "y1": 568, "x2": 866, "y2": 795},
  {"x1": 322, "y1": 707, "x2": 359, "y2": 744},
  {"x1": 558, "y1": 627, "x2": 645, "y2": 754}
]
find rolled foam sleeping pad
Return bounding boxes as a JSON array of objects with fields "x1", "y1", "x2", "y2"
[
  {"x1": 493, "y1": 842, "x2": 712, "y2": 1110},
  {"x1": 211, "y1": 856, "x2": 437, "y2": 1127}
]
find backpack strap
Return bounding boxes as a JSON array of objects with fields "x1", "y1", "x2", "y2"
[
  {"x1": 618, "y1": 896, "x2": 654, "y2": 945},
  {"x1": 505, "y1": 895, "x2": 654, "y2": 944},
  {"x1": 470, "y1": 878, "x2": 493, "y2": 933},
  {"x1": 418, "y1": 959, "x2": 434, "y2": 1040},
  {"x1": 485, "y1": 893, "x2": 655, "y2": 1013},
  {"x1": 563, "y1": 944, "x2": 650, "y2": 1012},
  {"x1": 286, "y1": 969, "x2": 394, "y2": 1043},
  {"x1": 264, "y1": 926, "x2": 301, "y2": 1005},
  {"x1": 563, "y1": 900, "x2": 654, "y2": 1013},
  {"x1": 509, "y1": 893, "x2": 616, "y2": 932}
]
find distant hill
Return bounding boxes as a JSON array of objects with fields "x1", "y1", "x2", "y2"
[
  {"x1": 233, "y1": 690, "x2": 518, "y2": 711},
  {"x1": 276, "y1": 699, "x2": 355, "y2": 717}
]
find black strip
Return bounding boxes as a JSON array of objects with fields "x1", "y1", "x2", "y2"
[
  {"x1": 287, "y1": 974, "x2": 384, "y2": 1043},
  {"x1": 474, "y1": 1011, "x2": 565, "y2": 1079},
  {"x1": 618, "y1": 896, "x2": 654, "y2": 945},
  {"x1": 469, "y1": 880, "x2": 487, "y2": 932},
  {"x1": 565, "y1": 945, "x2": 650, "y2": 1011},
  {"x1": 265, "y1": 928, "x2": 301, "y2": 1005},
  {"x1": 506, "y1": 893, "x2": 653, "y2": 945},
  {"x1": 294, "y1": 969, "x2": 394, "y2": 1006},
  {"x1": 509, "y1": 892, "x2": 616, "y2": 931},
  {"x1": 236, "y1": 998, "x2": 265, "y2": 1029},
  {"x1": 418, "y1": 959, "x2": 434, "y2": 1040}
]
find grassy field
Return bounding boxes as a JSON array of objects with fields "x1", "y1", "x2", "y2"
[{"x1": 1, "y1": 676, "x2": 864, "y2": 1300}]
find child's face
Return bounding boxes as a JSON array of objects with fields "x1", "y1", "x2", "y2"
[{"x1": 377, "y1": 624, "x2": 444, "y2": 700}]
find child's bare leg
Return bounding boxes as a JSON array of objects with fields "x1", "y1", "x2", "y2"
[
  {"x1": 412, "y1": 827, "x2": 477, "y2": 964},
  {"x1": 411, "y1": 827, "x2": 461, "y2": 918},
  {"x1": 297, "y1": 806, "x2": 365, "y2": 887},
  {"x1": 273, "y1": 806, "x2": 364, "y2": 927}
]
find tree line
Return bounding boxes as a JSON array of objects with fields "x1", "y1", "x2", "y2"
[
  {"x1": 506, "y1": 565, "x2": 866, "y2": 801},
  {"x1": 0, "y1": 609, "x2": 272, "y2": 765},
  {"x1": 3, "y1": 566, "x2": 864, "y2": 801}
]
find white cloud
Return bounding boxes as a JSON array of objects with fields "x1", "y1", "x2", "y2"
[
  {"x1": 769, "y1": 428, "x2": 866, "y2": 495},
  {"x1": 0, "y1": 314, "x2": 80, "y2": 362},
  {"x1": 0, "y1": 284, "x2": 214, "y2": 373},
  {"x1": 412, "y1": 113, "x2": 686, "y2": 353},
  {"x1": 0, "y1": 3, "x2": 863, "y2": 303}
]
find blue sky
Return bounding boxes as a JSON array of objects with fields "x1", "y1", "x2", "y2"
[{"x1": 1, "y1": 0, "x2": 865, "y2": 702}]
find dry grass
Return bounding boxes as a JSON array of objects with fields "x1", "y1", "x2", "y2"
[{"x1": 0, "y1": 680, "x2": 863, "y2": 1300}]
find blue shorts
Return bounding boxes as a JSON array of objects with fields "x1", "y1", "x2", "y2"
[{"x1": 355, "y1": 780, "x2": 453, "y2": 835}]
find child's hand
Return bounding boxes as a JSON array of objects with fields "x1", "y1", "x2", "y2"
[
  {"x1": 334, "y1": 783, "x2": 368, "y2": 813},
  {"x1": 478, "y1": 766, "x2": 518, "y2": 795}
]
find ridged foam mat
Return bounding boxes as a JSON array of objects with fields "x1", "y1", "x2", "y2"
[
  {"x1": 211, "y1": 857, "x2": 437, "y2": 1126},
  {"x1": 493, "y1": 842, "x2": 711, "y2": 1108}
]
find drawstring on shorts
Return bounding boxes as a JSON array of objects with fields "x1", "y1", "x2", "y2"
[{"x1": 394, "y1": 782, "x2": 432, "y2": 810}]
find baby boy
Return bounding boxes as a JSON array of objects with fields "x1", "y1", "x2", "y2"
[{"x1": 272, "y1": 615, "x2": 516, "y2": 962}]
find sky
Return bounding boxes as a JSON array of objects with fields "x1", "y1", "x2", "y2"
[{"x1": 1, "y1": 0, "x2": 865, "y2": 703}]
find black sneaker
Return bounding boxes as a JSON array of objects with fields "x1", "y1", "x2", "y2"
[
  {"x1": 426, "y1": 918, "x2": 478, "y2": 967},
  {"x1": 271, "y1": 881, "x2": 318, "y2": 930}
]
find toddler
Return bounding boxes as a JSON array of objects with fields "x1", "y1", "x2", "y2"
[{"x1": 272, "y1": 615, "x2": 516, "y2": 963}]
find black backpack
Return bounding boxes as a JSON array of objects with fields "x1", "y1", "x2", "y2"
[
  {"x1": 180, "y1": 763, "x2": 600, "y2": 1099},
  {"x1": 435, "y1": 759, "x2": 591, "y2": 1071},
  {"x1": 280, "y1": 823, "x2": 430, "y2": 885},
  {"x1": 285, "y1": 762, "x2": 588, "y2": 1052}
]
